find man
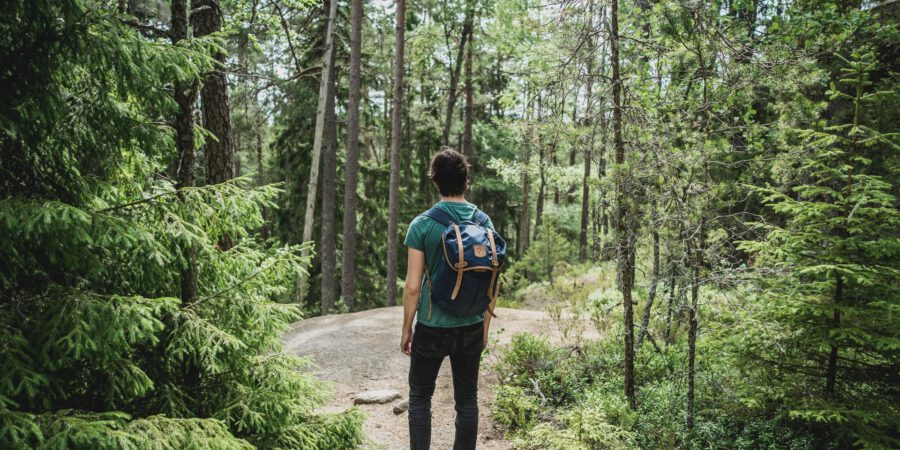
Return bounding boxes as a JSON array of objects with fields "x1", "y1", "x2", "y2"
[{"x1": 401, "y1": 147, "x2": 497, "y2": 450}]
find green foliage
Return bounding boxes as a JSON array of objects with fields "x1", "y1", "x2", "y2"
[
  {"x1": 0, "y1": 1, "x2": 363, "y2": 448},
  {"x1": 735, "y1": 49, "x2": 900, "y2": 448},
  {"x1": 502, "y1": 223, "x2": 576, "y2": 294},
  {"x1": 492, "y1": 385, "x2": 540, "y2": 431},
  {"x1": 493, "y1": 321, "x2": 829, "y2": 449}
]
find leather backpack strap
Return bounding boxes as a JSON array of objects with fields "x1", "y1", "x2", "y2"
[
  {"x1": 450, "y1": 223, "x2": 467, "y2": 299},
  {"x1": 486, "y1": 229, "x2": 501, "y2": 317}
]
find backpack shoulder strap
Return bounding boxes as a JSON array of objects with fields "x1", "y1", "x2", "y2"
[
  {"x1": 421, "y1": 207, "x2": 453, "y2": 227},
  {"x1": 473, "y1": 209, "x2": 490, "y2": 226}
]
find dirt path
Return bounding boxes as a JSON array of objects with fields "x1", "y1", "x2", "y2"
[{"x1": 282, "y1": 306, "x2": 596, "y2": 449}]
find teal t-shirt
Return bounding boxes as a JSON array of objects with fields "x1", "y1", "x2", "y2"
[{"x1": 404, "y1": 201, "x2": 495, "y2": 328}]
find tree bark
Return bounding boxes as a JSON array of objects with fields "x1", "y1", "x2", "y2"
[
  {"x1": 172, "y1": 0, "x2": 198, "y2": 302},
  {"x1": 565, "y1": 83, "x2": 579, "y2": 203},
  {"x1": 533, "y1": 93, "x2": 544, "y2": 241},
  {"x1": 442, "y1": 1, "x2": 475, "y2": 146},
  {"x1": 579, "y1": 1, "x2": 595, "y2": 262},
  {"x1": 663, "y1": 262, "x2": 677, "y2": 345},
  {"x1": 300, "y1": 0, "x2": 338, "y2": 266},
  {"x1": 610, "y1": 0, "x2": 635, "y2": 408},
  {"x1": 517, "y1": 97, "x2": 533, "y2": 257},
  {"x1": 386, "y1": 0, "x2": 406, "y2": 307},
  {"x1": 534, "y1": 139, "x2": 546, "y2": 240},
  {"x1": 320, "y1": 52, "x2": 338, "y2": 315},
  {"x1": 194, "y1": 0, "x2": 235, "y2": 250},
  {"x1": 342, "y1": 0, "x2": 363, "y2": 310},
  {"x1": 462, "y1": 23, "x2": 474, "y2": 159},
  {"x1": 194, "y1": 0, "x2": 234, "y2": 187}
]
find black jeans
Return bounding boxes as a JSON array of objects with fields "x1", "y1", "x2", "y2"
[{"x1": 408, "y1": 321, "x2": 484, "y2": 450}]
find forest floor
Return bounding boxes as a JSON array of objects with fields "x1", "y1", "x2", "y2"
[{"x1": 283, "y1": 303, "x2": 600, "y2": 449}]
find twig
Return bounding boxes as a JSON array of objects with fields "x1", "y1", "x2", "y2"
[{"x1": 529, "y1": 377, "x2": 547, "y2": 406}]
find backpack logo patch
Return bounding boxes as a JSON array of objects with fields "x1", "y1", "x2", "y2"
[{"x1": 473, "y1": 245, "x2": 487, "y2": 258}]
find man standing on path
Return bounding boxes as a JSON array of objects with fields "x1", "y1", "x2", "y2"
[{"x1": 400, "y1": 147, "x2": 498, "y2": 450}]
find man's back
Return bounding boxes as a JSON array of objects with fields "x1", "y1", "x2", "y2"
[{"x1": 404, "y1": 201, "x2": 495, "y2": 328}]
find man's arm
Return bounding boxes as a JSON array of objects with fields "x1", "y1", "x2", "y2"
[{"x1": 401, "y1": 247, "x2": 425, "y2": 355}]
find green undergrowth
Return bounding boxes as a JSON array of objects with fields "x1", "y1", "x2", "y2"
[
  {"x1": 491, "y1": 256, "x2": 827, "y2": 449},
  {"x1": 492, "y1": 332, "x2": 822, "y2": 449}
]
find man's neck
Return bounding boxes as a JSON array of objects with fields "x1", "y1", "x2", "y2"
[{"x1": 440, "y1": 195, "x2": 467, "y2": 203}]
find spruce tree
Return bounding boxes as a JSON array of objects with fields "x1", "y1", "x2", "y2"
[
  {"x1": 737, "y1": 49, "x2": 900, "y2": 447},
  {"x1": 0, "y1": 2, "x2": 364, "y2": 448}
]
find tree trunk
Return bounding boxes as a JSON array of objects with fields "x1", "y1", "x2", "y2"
[
  {"x1": 534, "y1": 141, "x2": 546, "y2": 240},
  {"x1": 194, "y1": 0, "x2": 234, "y2": 250},
  {"x1": 517, "y1": 99, "x2": 533, "y2": 257},
  {"x1": 598, "y1": 100, "x2": 609, "y2": 238},
  {"x1": 194, "y1": 0, "x2": 234, "y2": 188},
  {"x1": 386, "y1": 0, "x2": 406, "y2": 307},
  {"x1": 637, "y1": 205, "x2": 660, "y2": 349},
  {"x1": 403, "y1": 79, "x2": 413, "y2": 183},
  {"x1": 663, "y1": 262, "x2": 677, "y2": 345},
  {"x1": 462, "y1": 24, "x2": 474, "y2": 159},
  {"x1": 300, "y1": 0, "x2": 338, "y2": 268},
  {"x1": 825, "y1": 273, "x2": 843, "y2": 395},
  {"x1": 320, "y1": 53, "x2": 338, "y2": 315},
  {"x1": 610, "y1": 0, "x2": 635, "y2": 408},
  {"x1": 257, "y1": 130, "x2": 269, "y2": 240},
  {"x1": 172, "y1": 0, "x2": 198, "y2": 302},
  {"x1": 578, "y1": 2, "x2": 595, "y2": 262},
  {"x1": 341, "y1": 0, "x2": 363, "y2": 310},
  {"x1": 565, "y1": 84, "x2": 579, "y2": 202},
  {"x1": 442, "y1": 1, "x2": 475, "y2": 146}
]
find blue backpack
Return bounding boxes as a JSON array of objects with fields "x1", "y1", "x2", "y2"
[{"x1": 419, "y1": 207, "x2": 507, "y2": 318}]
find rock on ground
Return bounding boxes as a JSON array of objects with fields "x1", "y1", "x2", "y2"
[
  {"x1": 354, "y1": 389, "x2": 401, "y2": 405},
  {"x1": 392, "y1": 399, "x2": 409, "y2": 415}
]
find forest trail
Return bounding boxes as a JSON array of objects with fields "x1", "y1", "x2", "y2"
[{"x1": 283, "y1": 305, "x2": 599, "y2": 449}]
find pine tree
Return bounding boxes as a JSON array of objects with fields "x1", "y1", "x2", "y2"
[
  {"x1": 737, "y1": 49, "x2": 900, "y2": 447},
  {"x1": 386, "y1": 0, "x2": 406, "y2": 308},
  {"x1": 0, "y1": 2, "x2": 364, "y2": 447}
]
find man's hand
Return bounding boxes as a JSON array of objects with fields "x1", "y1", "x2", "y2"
[{"x1": 401, "y1": 328, "x2": 413, "y2": 356}]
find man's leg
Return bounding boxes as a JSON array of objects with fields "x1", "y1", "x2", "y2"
[
  {"x1": 409, "y1": 324, "x2": 448, "y2": 450},
  {"x1": 449, "y1": 325, "x2": 484, "y2": 450}
]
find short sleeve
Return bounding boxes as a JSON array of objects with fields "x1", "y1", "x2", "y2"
[{"x1": 404, "y1": 215, "x2": 428, "y2": 251}]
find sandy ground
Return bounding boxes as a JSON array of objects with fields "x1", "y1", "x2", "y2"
[{"x1": 282, "y1": 306, "x2": 597, "y2": 449}]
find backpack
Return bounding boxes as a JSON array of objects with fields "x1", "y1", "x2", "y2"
[{"x1": 419, "y1": 206, "x2": 507, "y2": 318}]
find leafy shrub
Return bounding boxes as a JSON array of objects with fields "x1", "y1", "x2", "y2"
[
  {"x1": 493, "y1": 327, "x2": 829, "y2": 450},
  {"x1": 496, "y1": 333, "x2": 555, "y2": 388},
  {"x1": 492, "y1": 385, "x2": 541, "y2": 431},
  {"x1": 563, "y1": 391, "x2": 635, "y2": 449}
]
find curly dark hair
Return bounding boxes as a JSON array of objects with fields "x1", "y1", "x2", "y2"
[{"x1": 428, "y1": 147, "x2": 469, "y2": 196}]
